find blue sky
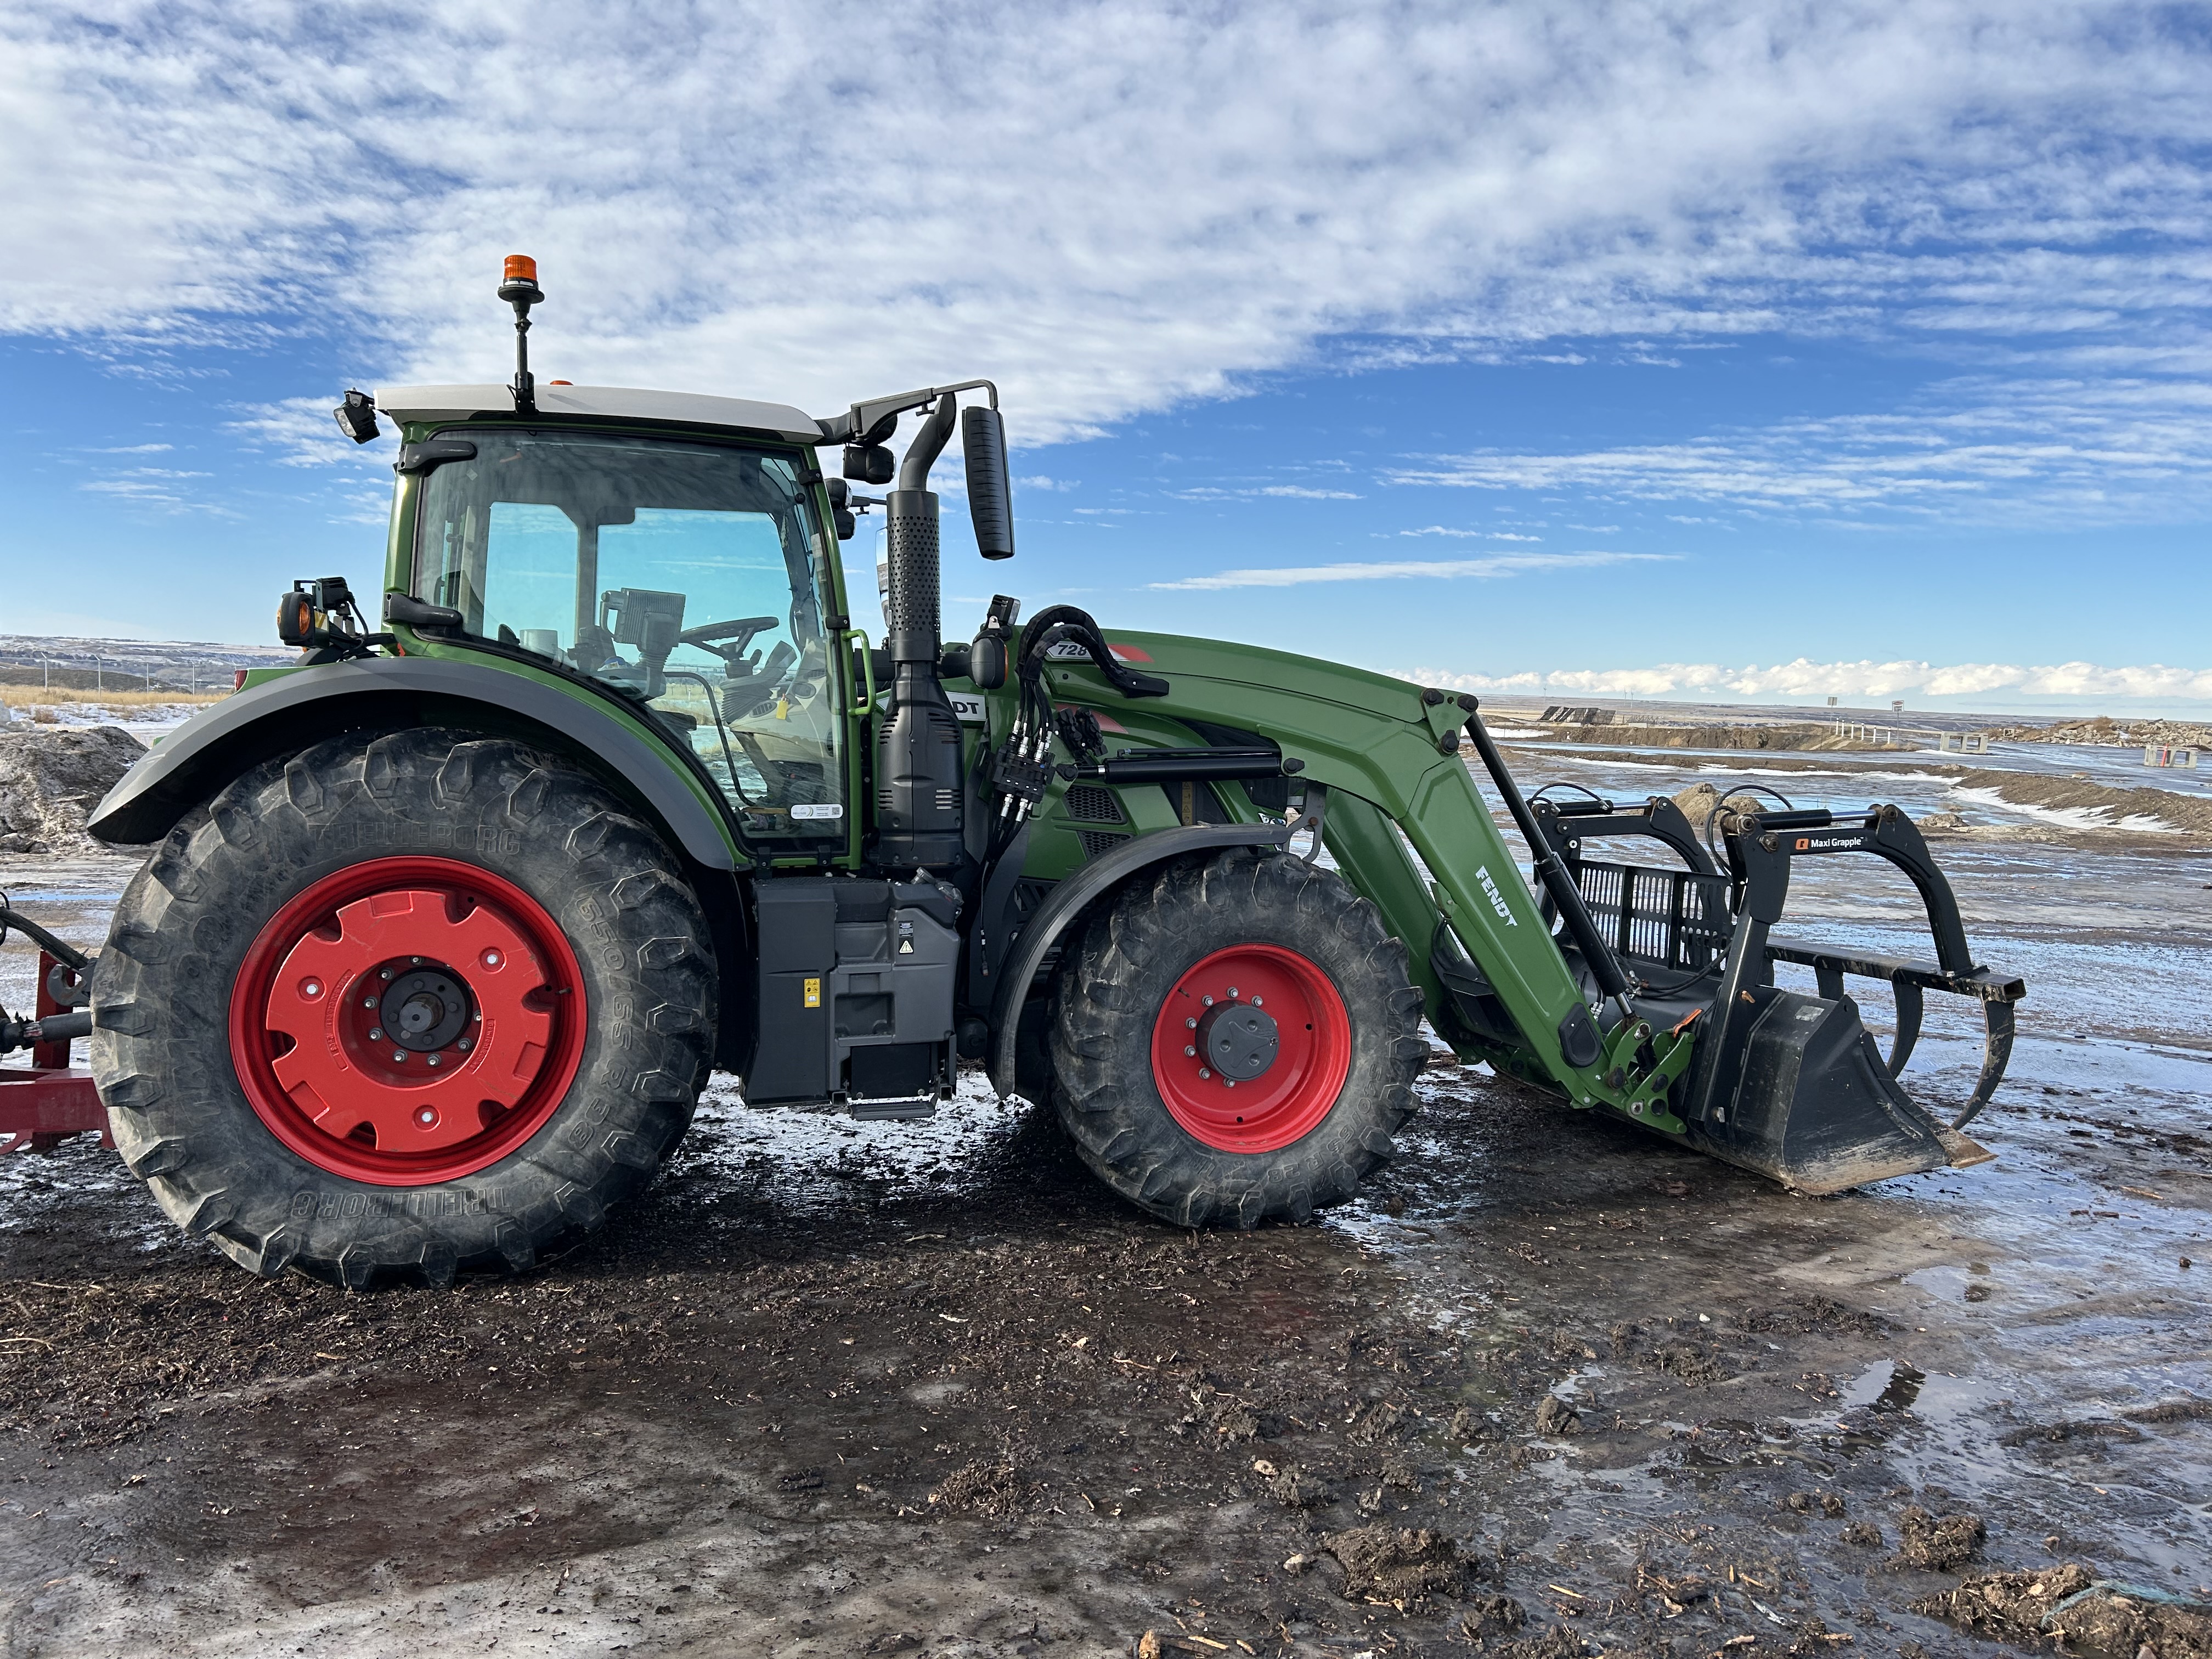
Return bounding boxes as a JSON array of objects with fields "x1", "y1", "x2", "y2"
[{"x1": 3, "y1": 2, "x2": 2209, "y2": 712}]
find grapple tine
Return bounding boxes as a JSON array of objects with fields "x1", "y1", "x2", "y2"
[
  {"x1": 1887, "y1": 977, "x2": 1924, "y2": 1076},
  {"x1": 1953, "y1": 999, "x2": 2016, "y2": 1131}
]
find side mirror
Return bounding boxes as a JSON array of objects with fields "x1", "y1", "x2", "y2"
[{"x1": 962, "y1": 407, "x2": 1015, "y2": 561}]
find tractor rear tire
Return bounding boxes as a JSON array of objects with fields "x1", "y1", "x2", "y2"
[
  {"x1": 88, "y1": 729, "x2": 717, "y2": 1288},
  {"x1": 1048, "y1": 847, "x2": 1425, "y2": 1228}
]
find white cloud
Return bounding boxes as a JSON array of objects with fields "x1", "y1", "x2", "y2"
[
  {"x1": 1170, "y1": 483, "x2": 1364, "y2": 501},
  {"x1": 1395, "y1": 526, "x2": 1542, "y2": 541},
  {"x1": 2, "y1": 3, "x2": 2207, "y2": 449},
  {"x1": 1411, "y1": 657, "x2": 2212, "y2": 705},
  {"x1": 1387, "y1": 376, "x2": 2212, "y2": 525},
  {"x1": 1017, "y1": 475, "x2": 1077, "y2": 492},
  {"x1": 1152, "y1": 551, "x2": 1669, "y2": 590}
]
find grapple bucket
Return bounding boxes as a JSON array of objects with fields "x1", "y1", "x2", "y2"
[
  {"x1": 1679, "y1": 986, "x2": 1989, "y2": 1194},
  {"x1": 1525, "y1": 789, "x2": 2021, "y2": 1193}
]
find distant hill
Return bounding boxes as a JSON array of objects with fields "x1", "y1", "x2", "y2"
[{"x1": 0, "y1": 636, "x2": 295, "y2": 695}]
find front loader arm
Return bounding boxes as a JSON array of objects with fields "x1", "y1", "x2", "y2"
[
  {"x1": 1035, "y1": 632, "x2": 1641, "y2": 1115},
  {"x1": 1020, "y1": 622, "x2": 2007, "y2": 1193}
]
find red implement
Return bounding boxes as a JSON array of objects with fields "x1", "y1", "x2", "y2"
[{"x1": 1, "y1": 950, "x2": 110, "y2": 1153}]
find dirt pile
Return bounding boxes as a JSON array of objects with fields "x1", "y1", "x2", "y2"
[
  {"x1": 0, "y1": 725, "x2": 145, "y2": 854},
  {"x1": 1985, "y1": 715, "x2": 2212, "y2": 748},
  {"x1": 1553, "y1": 721, "x2": 1902, "y2": 752},
  {"x1": 1321, "y1": 1525, "x2": 1470, "y2": 1604},
  {"x1": 1959, "y1": 769, "x2": 2212, "y2": 834},
  {"x1": 1913, "y1": 1563, "x2": 2212, "y2": 1656},
  {"x1": 926, "y1": 1459, "x2": 1039, "y2": 1517},
  {"x1": 1669, "y1": 782, "x2": 1772, "y2": 833},
  {"x1": 1668, "y1": 768, "x2": 2212, "y2": 841},
  {"x1": 1893, "y1": 1504, "x2": 1985, "y2": 1570}
]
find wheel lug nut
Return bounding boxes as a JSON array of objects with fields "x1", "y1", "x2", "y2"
[
  {"x1": 368, "y1": 1028, "x2": 383, "y2": 1042},
  {"x1": 1184, "y1": 1046, "x2": 1197, "y2": 1057},
  {"x1": 410, "y1": 957, "x2": 423, "y2": 965},
  {"x1": 457, "y1": 1037, "x2": 473, "y2": 1052},
  {"x1": 362, "y1": 996, "x2": 377, "y2": 1008},
  {"x1": 1251, "y1": 997, "x2": 1263, "y2": 1007},
  {"x1": 1197, "y1": 1068, "x2": 1210, "y2": 1079},
  {"x1": 426, "y1": 1054, "x2": 440, "y2": 1068},
  {"x1": 392, "y1": 1050, "x2": 407, "y2": 1063},
  {"x1": 1201, "y1": 996, "x2": 1214, "y2": 1007},
  {"x1": 1226, "y1": 986, "x2": 1238, "y2": 999},
  {"x1": 1185, "y1": 1017, "x2": 1197, "y2": 1029},
  {"x1": 380, "y1": 969, "x2": 394, "y2": 981}
]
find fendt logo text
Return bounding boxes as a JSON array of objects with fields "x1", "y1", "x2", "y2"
[{"x1": 1474, "y1": 865, "x2": 1519, "y2": 927}]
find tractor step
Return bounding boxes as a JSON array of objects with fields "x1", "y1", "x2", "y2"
[{"x1": 845, "y1": 1096, "x2": 939, "y2": 1121}]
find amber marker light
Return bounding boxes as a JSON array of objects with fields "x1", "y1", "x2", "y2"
[{"x1": 503, "y1": 253, "x2": 537, "y2": 284}]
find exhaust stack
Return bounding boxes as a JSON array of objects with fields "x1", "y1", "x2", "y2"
[{"x1": 873, "y1": 393, "x2": 965, "y2": 868}]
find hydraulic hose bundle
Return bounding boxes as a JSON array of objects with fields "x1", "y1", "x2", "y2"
[
  {"x1": 0, "y1": 893, "x2": 93, "y2": 1057},
  {"x1": 983, "y1": 605, "x2": 1167, "y2": 847}
]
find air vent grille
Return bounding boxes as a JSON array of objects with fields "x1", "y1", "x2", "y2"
[
  {"x1": 1062, "y1": 785, "x2": 1124, "y2": 823},
  {"x1": 1077, "y1": 829, "x2": 1131, "y2": 860}
]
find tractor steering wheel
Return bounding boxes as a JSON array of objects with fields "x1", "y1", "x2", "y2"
[{"x1": 678, "y1": 616, "x2": 781, "y2": 672}]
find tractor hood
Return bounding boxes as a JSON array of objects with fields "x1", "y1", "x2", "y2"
[{"x1": 1068, "y1": 628, "x2": 1444, "y2": 725}]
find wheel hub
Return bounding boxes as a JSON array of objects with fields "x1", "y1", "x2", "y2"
[
  {"x1": 1197, "y1": 997, "x2": 1278, "y2": 1080},
  {"x1": 377, "y1": 965, "x2": 471, "y2": 1052}
]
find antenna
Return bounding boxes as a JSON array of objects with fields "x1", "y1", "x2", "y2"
[{"x1": 497, "y1": 255, "x2": 544, "y2": 414}]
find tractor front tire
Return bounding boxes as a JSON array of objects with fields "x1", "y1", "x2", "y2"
[
  {"x1": 1048, "y1": 848, "x2": 1425, "y2": 1228},
  {"x1": 89, "y1": 729, "x2": 716, "y2": 1288}
]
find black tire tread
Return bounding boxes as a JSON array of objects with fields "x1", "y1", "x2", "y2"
[
  {"x1": 1047, "y1": 848, "x2": 1423, "y2": 1228},
  {"x1": 90, "y1": 728, "x2": 716, "y2": 1287}
]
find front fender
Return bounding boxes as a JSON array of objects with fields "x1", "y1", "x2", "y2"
[
  {"x1": 986, "y1": 822, "x2": 1293, "y2": 1098},
  {"x1": 88, "y1": 655, "x2": 743, "y2": 871}
]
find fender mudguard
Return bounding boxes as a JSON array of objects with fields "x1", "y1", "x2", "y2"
[
  {"x1": 87, "y1": 654, "x2": 743, "y2": 871},
  {"x1": 986, "y1": 821, "x2": 1294, "y2": 1097}
]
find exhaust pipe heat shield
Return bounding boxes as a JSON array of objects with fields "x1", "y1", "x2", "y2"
[{"x1": 1684, "y1": 988, "x2": 1987, "y2": 1195}]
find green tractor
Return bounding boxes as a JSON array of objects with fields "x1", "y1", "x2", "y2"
[{"x1": 77, "y1": 259, "x2": 2024, "y2": 1286}]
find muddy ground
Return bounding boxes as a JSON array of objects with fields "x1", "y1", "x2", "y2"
[{"x1": 3, "y1": 854, "x2": 2211, "y2": 1658}]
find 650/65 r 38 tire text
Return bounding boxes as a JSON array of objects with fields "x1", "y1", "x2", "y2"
[
  {"x1": 88, "y1": 729, "x2": 718, "y2": 1288},
  {"x1": 1048, "y1": 847, "x2": 1425, "y2": 1228}
]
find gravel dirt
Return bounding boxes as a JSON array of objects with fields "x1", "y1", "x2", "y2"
[{"x1": 3, "y1": 853, "x2": 2210, "y2": 1658}]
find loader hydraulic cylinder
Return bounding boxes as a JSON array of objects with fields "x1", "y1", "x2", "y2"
[{"x1": 1462, "y1": 706, "x2": 1632, "y2": 1008}]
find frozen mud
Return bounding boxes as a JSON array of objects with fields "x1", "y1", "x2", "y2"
[{"x1": 0, "y1": 741, "x2": 2207, "y2": 1657}]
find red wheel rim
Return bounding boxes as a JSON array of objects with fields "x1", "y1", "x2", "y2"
[
  {"x1": 1150, "y1": 944, "x2": 1351, "y2": 1153},
  {"x1": 230, "y1": 856, "x2": 587, "y2": 1186}
]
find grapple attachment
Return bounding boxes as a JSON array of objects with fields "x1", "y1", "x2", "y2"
[{"x1": 1528, "y1": 792, "x2": 2021, "y2": 1193}]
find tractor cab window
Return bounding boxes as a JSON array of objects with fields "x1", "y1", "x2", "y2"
[{"x1": 412, "y1": 429, "x2": 847, "y2": 844}]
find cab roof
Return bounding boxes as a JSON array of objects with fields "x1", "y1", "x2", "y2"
[{"x1": 375, "y1": 383, "x2": 825, "y2": 447}]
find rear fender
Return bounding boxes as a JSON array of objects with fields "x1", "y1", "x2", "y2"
[
  {"x1": 986, "y1": 822, "x2": 1292, "y2": 1098},
  {"x1": 88, "y1": 655, "x2": 742, "y2": 870},
  {"x1": 88, "y1": 655, "x2": 761, "y2": 1073}
]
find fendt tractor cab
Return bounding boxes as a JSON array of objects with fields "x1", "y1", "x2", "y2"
[{"x1": 35, "y1": 258, "x2": 2021, "y2": 1286}]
